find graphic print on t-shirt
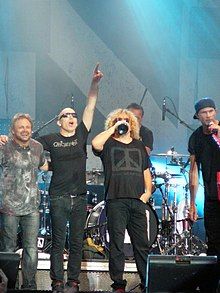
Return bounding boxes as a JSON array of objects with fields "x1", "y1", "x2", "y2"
[{"x1": 111, "y1": 147, "x2": 142, "y2": 173}]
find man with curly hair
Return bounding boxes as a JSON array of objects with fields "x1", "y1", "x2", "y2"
[{"x1": 92, "y1": 109, "x2": 152, "y2": 293}]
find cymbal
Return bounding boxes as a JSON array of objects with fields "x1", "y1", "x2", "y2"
[
  {"x1": 155, "y1": 171, "x2": 182, "y2": 179},
  {"x1": 170, "y1": 173, "x2": 183, "y2": 177},
  {"x1": 166, "y1": 163, "x2": 183, "y2": 166},
  {"x1": 177, "y1": 217, "x2": 203, "y2": 222},
  {"x1": 152, "y1": 153, "x2": 189, "y2": 157}
]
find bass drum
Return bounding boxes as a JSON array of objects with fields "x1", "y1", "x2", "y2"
[{"x1": 85, "y1": 200, "x2": 159, "y2": 253}]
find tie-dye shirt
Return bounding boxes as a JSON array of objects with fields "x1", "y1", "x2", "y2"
[{"x1": 0, "y1": 138, "x2": 45, "y2": 216}]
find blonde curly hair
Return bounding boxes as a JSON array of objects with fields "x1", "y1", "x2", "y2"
[{"x1": 105, "y1": 108, "x2": 140, "y2": 140}]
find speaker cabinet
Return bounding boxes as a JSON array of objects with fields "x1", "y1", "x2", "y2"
[
  {"x1": 0, "y1": 252, "x2": 20, "y2": 289},
  {"x1": 146, "y1": 254, "x2": 218, "y2": 292}
]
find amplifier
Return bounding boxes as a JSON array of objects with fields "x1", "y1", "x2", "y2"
[
  {"x1": 146, "y1": 254, "x2": 218, "y2": 292},
  {"x1": 0, "y1": 252, "x2": 20, "y2": 289}
]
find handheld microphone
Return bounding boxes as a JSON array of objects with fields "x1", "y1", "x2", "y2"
[
  {"x1": 162, "y1": 97, "x2": 166, "y2": 121},
  {"x1": 117, "y1": 123, "x2": 128, "y2": 135},
  {"x1": 207, "y1": 121, "x2": 218, "y2": 135}
]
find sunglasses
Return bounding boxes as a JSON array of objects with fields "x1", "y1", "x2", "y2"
[
  {"x1": 59, "y1": 113, "x2": 77, "y2": 119},
  {"x1": 113, "y1": 117, "x2": 130, "y2": 124}
]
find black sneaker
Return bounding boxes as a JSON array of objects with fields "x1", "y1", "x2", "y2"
[
  {"x1": 112, "y1": 289, "x2": 126, "y2": 293},
  {"x1": 20, "y1": 284, "x2": 37, "y2": 291},
  {"x1": 52, "y1": 281, "x2": 64, "y2": 293},
  {"x1": 64, "y1": 281, "x2": 79, "y2": 293}
]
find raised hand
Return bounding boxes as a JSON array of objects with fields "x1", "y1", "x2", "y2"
[{"x1": 92, "y1": 63, "x2": 103, "y2": 84}]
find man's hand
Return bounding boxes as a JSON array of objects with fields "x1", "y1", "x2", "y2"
[
  {"x1": 189, "y1": 203, "x2": 198, "y2": 222},
  {"x1": 140, "y1": 192, "x2": 149, "y2": 204},
  {"x1": 83, "y1": 63, "x2": 103, "y2": 131},
  {"x1": 92, "y1": 63, "x2": 103, "y2": 84},
  {"x1": 208, "y1": 121, "x2": 220, "y2": 137},
  {"x1": 0, "y1": 135, "x2": 8, "y2": 146}
]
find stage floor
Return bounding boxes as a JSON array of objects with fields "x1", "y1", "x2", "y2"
[
  {"x1": 16, "y1": 251, "x2": 141, "y2": 292},
  {"x1": 10, "y1": 252, "x2": 219, "y2": 292}
]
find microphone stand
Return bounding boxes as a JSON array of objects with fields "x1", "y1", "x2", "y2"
[
  {"x1": 139, "y1": 88, "x2": 148, "y2": 106},
  {"x1": 32, "y1": 114, "x2": 59, "y2": 139},
  {"x1": 165, "y1": 107, "x2": 195, "y2": 132}
]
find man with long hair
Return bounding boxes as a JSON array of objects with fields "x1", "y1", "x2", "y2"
[{"x1": 92, "y1": 108, "x2": 152, "y2": 292}]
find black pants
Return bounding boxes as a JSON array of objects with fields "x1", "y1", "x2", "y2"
[
  {"x1": 204, "y1": 200, "x2": 220, "y2": 256},
  {"x1": 106, "y1": 198, "x2": 150, "y2": 290},
  {"x1": 50, "y1": 194, "x2": 87, "y2": 283},
  {"x1": 203, "y1": 200, "x2": 220, "y2": 291}
]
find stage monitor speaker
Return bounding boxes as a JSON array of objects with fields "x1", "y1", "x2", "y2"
[
  {"x1": 146, "y1": 254, "x2": 218, "y2": 293},
  {"x1": 0, "y1": 252, "x2": 20, "y2": 289}
]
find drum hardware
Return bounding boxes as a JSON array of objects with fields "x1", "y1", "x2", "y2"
[
  {"x1": 86, "y1": 169, "x2": 104, "y2": 185},
  {"x1": 149, "y1": 149, "x2": 205, "y2": 255},
  {"x1": 37, "y1": 171, "x2": 52, "y2": 253},
  {"x1": 39, "y1": 191, "x2": 51, "y2": 236},
  {"x1": 152, "y1": 152, "x2": 189, "y2": 157},
  {"x1": 86, "y1": 191, "x2": 98, "y2": 212},
  {"x1": 153, "y1": 169, "x2": 192, "y2": 255},
  {"x1": 159, "y1": 181, "x2": 207, "y2": 256},
  {"x1": 152, "y1": 148, "x2": 189, "y2": 168},
  {"x1": 85, "y1": 221, "x2": 108, "y2": 232},
  {"x1": 39, "y1": 172, "x2": 51, "y2": 237},
  {"x1": 155, "y1": 183, "x2": 181, "y2": 255}
]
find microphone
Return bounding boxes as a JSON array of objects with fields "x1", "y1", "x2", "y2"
[
  {"x1": 117, "y1": 123, "x2": 128, "y2": 135},
  {"x1": 207, "y1": 121, "x2": 218, "y2": 135},
  {"x1": 71, "y1": 94, "x2": 74, "y2": 108},
  {"x1": 162, "y1": 97, "x2": 166, "y2": 121}
]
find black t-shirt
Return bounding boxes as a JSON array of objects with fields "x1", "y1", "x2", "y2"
[
  {"x1": 37, "y1": 122, "x2": 89, "y2": 196},
  {"x1": 140, "y1": 125, "x2": 153, "y2": 150},
  {"x1": 188, "y1": 125, "x2": 220, "y2": 200},
  {"x1": 93, "y1": 137, "x2": 150, "y2": 200}
]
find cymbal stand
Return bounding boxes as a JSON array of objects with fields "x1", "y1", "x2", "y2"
[
  {"x1": 161, "y1": 179, "x2": 174, "y2": 222},
  {"x1": 39, "y1": 172, "x2": 50, "y2": 236},
  {"x1": 171, "y1": 187, "x2": 179, "y2": 255},
  {"x1": 181, "y1": 183, "x2": 191, "y2": 253},
  {"x1": 156, "y1": 181, "x2": 174, "y2": 254},
  {"x1": 164, "y1": 172, "x2": 207, "y2": 255}
]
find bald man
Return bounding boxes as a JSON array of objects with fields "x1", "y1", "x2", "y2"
[{"x1": 37, "y1": 64, "x2": 103, "y2": 293}]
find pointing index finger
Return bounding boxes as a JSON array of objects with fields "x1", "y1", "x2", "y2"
[{"x1": 94, "y1": 63, "x2": 100, "y2": 73}]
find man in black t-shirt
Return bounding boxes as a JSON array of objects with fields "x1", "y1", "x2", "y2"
[
  {"x1": 37, "y1": 64, "x2": 103, "y2": 293},
  {"x1": 92, "y1": 108, "x2": 152, "y2": 293},
  {"x1": 127, "y1": 103, "x2": 153, "y2": 155},
  {"x1": 188, "y1": 97, "x2": 220, "y2": 291}
]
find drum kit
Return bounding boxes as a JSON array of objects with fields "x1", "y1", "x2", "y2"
[
  {"x1": 36, "y1": 149, "x2": 207, "y2": 256},
  {"x1": 84, "y1": 148, "x2": 207, "y2": 257},
  {"x1": 149, "y1": 149, "x2": 207, "y2": 255}
]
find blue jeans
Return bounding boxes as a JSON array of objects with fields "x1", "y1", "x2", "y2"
[
  {"x1": 50, "y1": 194, "x2": 87, "y2": 283},
  {"x1": 1, "y1": 211, "x2": 39, "y2": 289}
]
